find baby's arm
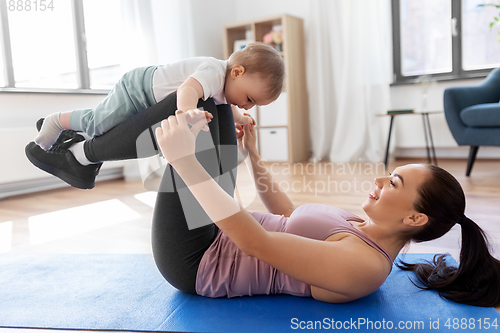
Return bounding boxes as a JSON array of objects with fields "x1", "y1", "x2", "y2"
[
  {"x1": 177, "y1": 77, "x2": 205, "y2": 112},
  {"x1": 231, "y1": 105, "x2": 243, "y2": 123},
  {"x1": 177, "y1": 77, "x2": 213, "y2": 131},
  {"x1": 231, "y1": 105, "x2": 255, "y2": 125}
]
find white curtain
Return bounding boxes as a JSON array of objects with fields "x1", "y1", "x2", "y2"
[
  {"x1": 120, "y1": 0, "x2": 196, "y2": 181},
  {"x1": 120, "y1": 0, "x2": 158, "y2": 72},
  {"x1": 306, "y1": 0, "x2": 393, "y2": 163},
  {"x1": 149, "y1": 0, "x2": 196, "y2": 63},
  {"x1": 120, "y1": 0, "x2": 196, "y2": 68}
]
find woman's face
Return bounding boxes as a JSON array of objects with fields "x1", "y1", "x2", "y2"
[{"x1": 362, "y1": 164, "x2": 430, "y2": 224}]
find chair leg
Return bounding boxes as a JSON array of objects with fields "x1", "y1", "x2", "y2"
[{"x1": 466, "y1": 146, "x2": 479, "y2": 177}]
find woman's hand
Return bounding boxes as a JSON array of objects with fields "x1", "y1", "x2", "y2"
[
  {"x1": 236, "y1": 114, "x2": 258, "y2": 156},
  {"x1": 155, "y1": 110, "x2": 207, "y2": 164}
]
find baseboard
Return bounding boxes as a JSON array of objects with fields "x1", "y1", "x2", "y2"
[{"x1": 0, "y1": 167, "x2": 124, "y2": 199}]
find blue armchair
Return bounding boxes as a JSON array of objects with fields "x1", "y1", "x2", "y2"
[{"x1": 443, "y1": 68, "x2": 500, "y2": 176}]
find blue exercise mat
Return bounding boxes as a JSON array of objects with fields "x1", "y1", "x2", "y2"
[{"x1": 0, "y1": 253, "x2": 498, "y2": 333}]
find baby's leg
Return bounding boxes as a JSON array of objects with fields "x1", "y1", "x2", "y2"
[
  {"x1": 59, "y1": 111, "x2": 72, "y2": 129},
  {"x1": 70, "y1": 66, "x2": 157, "y2": 139},
  {"x1": 34, "y1": 111, "x2": 95, "y2": 166},
  {"x1": 34, "y1": 111, "x2": 73, "y2": 150},
  {"x1": 45, "y1": 66, "x2": 157, "y2": 163}
]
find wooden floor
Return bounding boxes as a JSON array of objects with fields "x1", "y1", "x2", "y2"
[{"x1": 0, "y1": 158, "x2": 499, "y2": 325}]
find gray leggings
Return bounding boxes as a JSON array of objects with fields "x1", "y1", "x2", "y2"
[{"x1": 83, "y1": 93, "x2": 238, "y2": 293}]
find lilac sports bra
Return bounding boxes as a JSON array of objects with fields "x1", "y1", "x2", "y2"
[{"x1": 195, "y1": 203, "x2": 393, "y2": 298}]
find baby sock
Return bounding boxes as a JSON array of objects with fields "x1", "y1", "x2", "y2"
[
  {"x1": 34, "y1": 112, "x2": 65, "y2": 150},
  {"x1": 69, "y1": 141, "x2": 94, "y2": 166}
]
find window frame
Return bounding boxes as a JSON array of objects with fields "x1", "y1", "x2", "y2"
[
  {"x1": 0, "y1": 0, "x2": 108, "y2": 94},
  {"x1": 391, "y1": 0, "x2": 495, "y2": 85}
]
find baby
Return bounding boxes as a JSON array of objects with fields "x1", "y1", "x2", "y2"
[{"x1": 34, "y1": 42, "x2": 285, "y2": 168}]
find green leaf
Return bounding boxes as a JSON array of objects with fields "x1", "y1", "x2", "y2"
[{"x1": 495, "y1": 17, "x2": 499, "y2": 21}]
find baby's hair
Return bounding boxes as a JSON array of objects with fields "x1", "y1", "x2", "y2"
[{"x1": 227, "y1": 42, "x2": 285, "y2": 101}]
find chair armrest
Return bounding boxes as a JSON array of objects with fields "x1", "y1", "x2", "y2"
[
  {"x1": 444, "y1": 68, "x2": 500, "y2": 134},
  {"x1": 460, "y1": 103, "x2": 500, "y2": 127},
  {"x1": 444, "y1": 87, "x2": 469, "y2": 133}
]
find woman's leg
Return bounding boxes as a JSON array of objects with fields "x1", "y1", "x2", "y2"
[
  {"x1": 151, "y1": 104, "x2": 237, "y2": 294},
  {"x1": 216, "y1": 103, "x2": 239, "y2": 198},
  {"x1": 151, "y1": 165, "x2": 220, "y2": 294}
]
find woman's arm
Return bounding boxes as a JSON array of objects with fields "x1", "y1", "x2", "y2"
[
  {"x1": 155, "y1": 112, "x2": 389, "y2": 301},
  {"x1": 237, "y1": 124, "x2": 295, "y2": 217},
  {"x1": 175, "y1": 78, "x2": 214, "y2": 131}
]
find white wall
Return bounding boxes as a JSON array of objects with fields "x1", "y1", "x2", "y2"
[
  {"x1": 233, "y1": 0, "x2": 310, "y2": 20},
  {"x1": 190, "y1": 0, "x2": 236, "y2": 59},
  {"x1": 151, "y1": 0, "x2": 235, "y2": 64}
]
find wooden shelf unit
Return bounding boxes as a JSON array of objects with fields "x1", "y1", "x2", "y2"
[{"x1": 224, "y1": 14, "x2": 310, "y2": 162}]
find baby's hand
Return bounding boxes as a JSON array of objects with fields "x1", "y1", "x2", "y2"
[
  {"x1": 184, "y1": 109, "x2": 213, "y2": 132},
  {"x1": 237, "y1": 114, "x2": 256, "y2": 126}
]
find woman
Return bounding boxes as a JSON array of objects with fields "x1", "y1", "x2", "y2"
[
  {"x1": 27, "y1": 95, "x2": 500, "y2": 306},
  {"x1": 153, "y1": 109, "x2": 500, "y2": 306}
]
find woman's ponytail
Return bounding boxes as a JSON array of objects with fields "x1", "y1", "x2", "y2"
[
  {"x1": 444, "y1": 216, "x2": 500, "y2": 306},
  {"x1": 397, "y1": 165, "x2": 500, "y2": 307}
]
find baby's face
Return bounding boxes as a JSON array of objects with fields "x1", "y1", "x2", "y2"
[{"x1": 224, "y1": 66, "x2": 274, "y2": 110}]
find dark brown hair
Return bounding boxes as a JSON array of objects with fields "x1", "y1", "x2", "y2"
[
  {"x1": 398, "y1": 164, "x2": 500, "y2": 307},
  {"x1": 227, "y1": 42, "x2": 285, "y2": 101}
]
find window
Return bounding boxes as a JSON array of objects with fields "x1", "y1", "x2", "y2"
[
  {"x1": 0, "y1": 0, "x2": 123, "y2": 91},
  {"x1": 8, "y1": 1, "x2": 78, "y2": 88},
  {"x1": 392, "y1": 0, "x2": 500, "y2": 84},
  {"x1": 82, "y1": 0, "x2": 123, "y2": 89},
  {"x1": 462, "y1": 0, "x2": 500, "y2": 70}
]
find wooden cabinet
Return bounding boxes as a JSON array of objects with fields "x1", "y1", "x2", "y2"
[{"x1": 224, "y1": 14, "x2": 310, "y2": 162}]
